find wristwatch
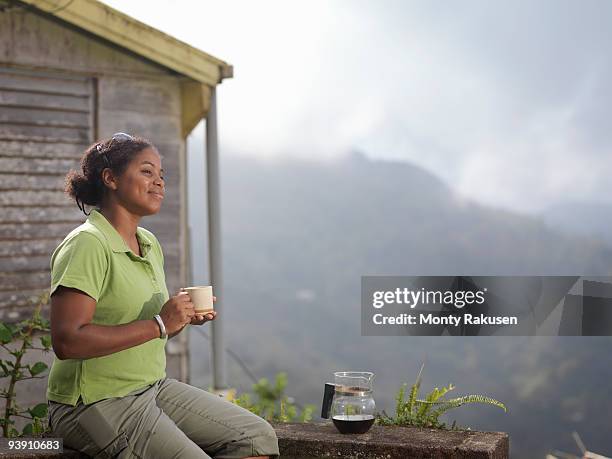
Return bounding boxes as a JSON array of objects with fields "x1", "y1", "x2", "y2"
[{"x1": 153, "y1": 314, "x2": 167, "y2": 339}]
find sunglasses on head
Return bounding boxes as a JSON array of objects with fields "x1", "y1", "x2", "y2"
[
  {"x1": 96, "y1": 132, "x2": 134, "y2": 168},
  {"x1": 110, "y1": 132, "x2": 134, "y2": 142}
]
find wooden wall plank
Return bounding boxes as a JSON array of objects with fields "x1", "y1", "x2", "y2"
[
  {"x1": 0, "y1": 239, "x2": 61, "y2": 257},
  {"x1": 0, "y1": 174, "x2": 65, "y2": 190},
  {"x1": 0, "y1": 140, "x2": 87, "y2": 158},
  {"x1": 98, "y1": 110, "x2": 181, "y2": 141},
  {"x1": 0, "y1": 134, "x2": 89, "y2": 144},
  {"x1": 0, "y1": 256, "x2": 50, "y2": 272},
  {"x1": 1, "y1": 190, "x2": 72, "y2": 206},
  {"x1": 0, "y1": 157, "x2": 79, "y2": 174},
  {"x1": 148, "y1": 199, "x2": 180, "y2": 221},
  {"x1": 0, "y1": 308, "x2": 51, "y2": 323},
  {"x1": 0, "y1": 123, "x2": 89, "y2": 142},
  {"x1": 0, "y1": 68, "x2": 91, "y2": 95},
  {"x1": 0, "y1": 89, "x2": 90, "y2": 112},
  {"x1": 153, "y1": 141, "x2": 182, "y2": 156},
  {"x1": 1, "y1": 206, "x2": 84, "y2": 223},
  {"x1": 0, "y1": 289, "x2": 49, "y2": 311},
  {"x1": 0, "y1": 106, "x2": 90, "y2": 127},
  {"x1": 99, "y1": 77, "x2": 180, "y2": 116},
  {"x1": 0, "y1": 222, "x2": 77, "y2": 239},
  {"x1": 140, "y1": 219, "x2": 180, "y2": 239},
  {"x1": 0, "y1": 271, "x2": 49, "y2": 290}
]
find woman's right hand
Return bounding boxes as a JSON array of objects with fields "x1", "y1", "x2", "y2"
[{"x1": 159, "y1": 292, "x2": 195, "y2": 335}]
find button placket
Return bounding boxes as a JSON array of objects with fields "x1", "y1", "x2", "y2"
[{"x1": 143, "y1": 260, "x2": 159, "y2": 291}]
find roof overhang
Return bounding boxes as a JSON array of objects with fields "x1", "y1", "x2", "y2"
[
  {"x1": 16, "y1": 0, "x2": 233, "y2": 136},
  {"x1": 18, "y1": 0, "x2": 233, "y2": 86}
]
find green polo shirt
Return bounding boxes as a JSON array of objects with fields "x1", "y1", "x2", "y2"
[{"x1": 47, "y1": 209, "x2": 169, "y2": 406}]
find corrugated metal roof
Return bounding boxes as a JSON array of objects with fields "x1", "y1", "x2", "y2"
[{"x1": 19, "y1": 0, "x2": 233, "y2": 86}]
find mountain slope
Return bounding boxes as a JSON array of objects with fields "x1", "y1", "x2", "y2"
[{"x1": 186, "y1": 152, "x2": 612, "y2": 458}]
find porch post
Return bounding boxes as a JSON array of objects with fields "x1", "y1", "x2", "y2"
[{"x1": 206, "y1": 86, "x2": 227, "y2": 390}]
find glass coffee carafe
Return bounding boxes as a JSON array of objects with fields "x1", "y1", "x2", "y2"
[{"x1": 321, "y1": 371, "x2": 376, "y2": 434}]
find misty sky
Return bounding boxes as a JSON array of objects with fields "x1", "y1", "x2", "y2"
[{"x1": 101, "y1": 0, "x2": 612, "y2": 213}]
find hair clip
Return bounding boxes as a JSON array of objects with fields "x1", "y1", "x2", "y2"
[{"x1": 96, "y1": 143, "x2": 112, "y2": 169}]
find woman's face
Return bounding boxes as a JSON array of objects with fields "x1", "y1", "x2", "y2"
[{"x1": 110, "y1": 147, "x2": 165, "y2": 216}]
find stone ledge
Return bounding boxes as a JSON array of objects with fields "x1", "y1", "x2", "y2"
[
  {"x1": 0, "y1": 422, "x2": 509, "y2": 458},
  {"x1": 0, "y1": 451, "x2": 82, "y2": 459},
  {"x1": 272, "y1": 422, "x2": 509, "y2": 459}
]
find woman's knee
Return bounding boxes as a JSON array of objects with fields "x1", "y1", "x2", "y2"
[
  {"x1": 254, "y1": 418, "x2": 276, "y2": 438},
  {"x1": 247, "y1": 418, "x2": 279, "y2": 457}
]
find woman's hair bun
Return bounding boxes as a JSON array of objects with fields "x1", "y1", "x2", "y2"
[{"x1": 65, "y1": 169, "x2": 101, "y2": 206}]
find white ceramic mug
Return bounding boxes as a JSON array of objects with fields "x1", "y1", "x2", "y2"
[{"x1": 182, "y1": 286, "x2": 214, "y2": 313}]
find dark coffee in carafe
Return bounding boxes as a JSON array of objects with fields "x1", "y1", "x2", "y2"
[{"x1": 331, "y1": 414, "x2": 375, "y2": 434}]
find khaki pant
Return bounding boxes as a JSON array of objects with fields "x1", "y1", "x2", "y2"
[{"x1": 48, "y1": 378, "x2": 279, "y2": 459}]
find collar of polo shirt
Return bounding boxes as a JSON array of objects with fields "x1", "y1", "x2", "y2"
[{"x1": 89, "y1": 209, "x2": 153, "y2": 257}]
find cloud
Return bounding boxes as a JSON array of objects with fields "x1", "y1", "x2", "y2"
[{"x1": 102, "y1": 0, "x2": 612, "y2": 211}]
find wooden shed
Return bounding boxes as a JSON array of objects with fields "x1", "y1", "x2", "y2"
[{"x1": 0, "y1": 0, "x2": 232, "y2": 382}]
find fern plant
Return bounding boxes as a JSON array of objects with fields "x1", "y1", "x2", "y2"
[{"x1": 376, "y1": 363, "x2": 506, "y2": 429}]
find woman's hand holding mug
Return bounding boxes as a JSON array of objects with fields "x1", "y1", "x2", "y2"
[{"x1": 159, "y1": 292, "x2": 196, "y2": 334}]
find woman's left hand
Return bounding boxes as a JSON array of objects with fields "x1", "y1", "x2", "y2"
[{"x1": 190, "y1": 296, "x2": 218, "y2": 325}]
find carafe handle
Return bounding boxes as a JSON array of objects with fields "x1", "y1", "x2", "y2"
[{"x1": 320, "y1": 383, "x2": 335, "y2": 419}]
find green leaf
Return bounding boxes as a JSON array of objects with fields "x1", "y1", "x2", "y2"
[
  {"x1": 28, "y1": 403, "x2": 48, "y2": 419},
  {"x1": 430, "y1": 395, "x2": 507, "y2": 420},
  {"x1": 32, "y1": 417, "x2": 45, "y2": 436},
  {"x1": 395, "y1": 383, "x2": 406, "y2": 418},
  {"x1": 407, "y1": 382, "x2": 419, "y2": 416},
  {"x1": 40, "y1": 335, "x2": 52, "y2": 349},
  {"x1": 9, "y1": 349, "x2": 23, "y2": 358},
  {"x1": 0, "y1": 322, "x2": 13, "y2": 343},
  {"x1": 22, "y1": 423, "x2": 34, "y2": 436},
  {"x1": 416, "y1": 387, "x2": 437, "y2": 421},
  {"x1": 406, "y1": 362, "x2": 424, "y2": 417},
  {"x1": 29, "y1": 362, "x2": 48, "y2": 376},
  {"x1": 300, "y1": 404, "x2": 315, "y2": 423}
]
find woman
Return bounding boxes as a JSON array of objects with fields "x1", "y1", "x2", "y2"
[{"x1": 47, "y1": 133, "x2": 279, "y2": 459}]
